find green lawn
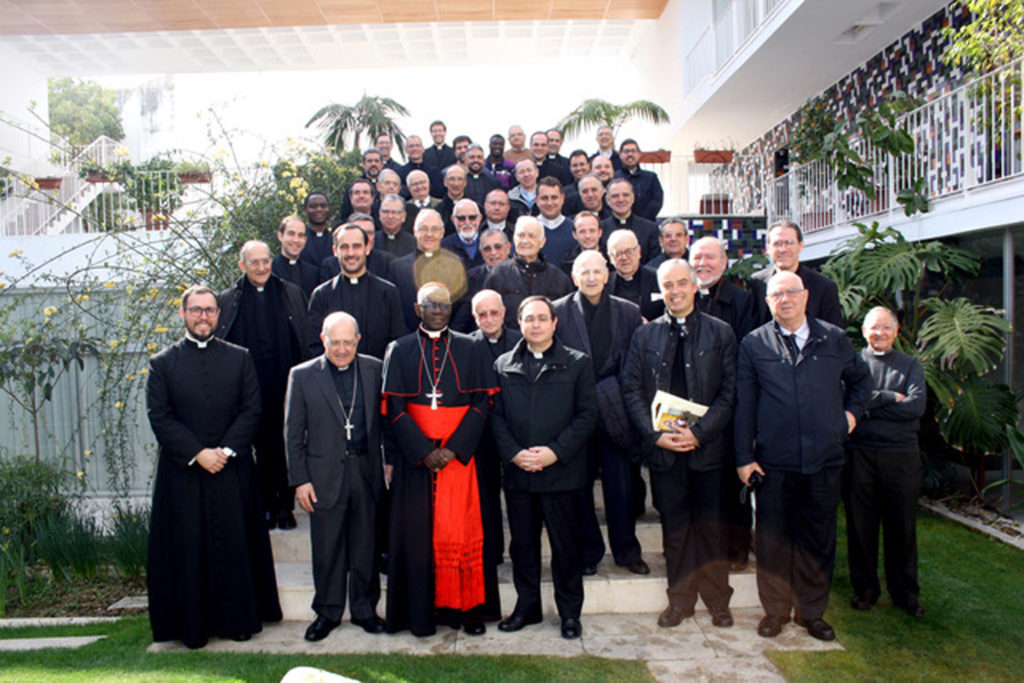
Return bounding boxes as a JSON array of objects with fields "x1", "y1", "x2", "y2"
[
  {"x1": 770, "y1": 509, "x2": 1024, "y2": 681},
  {"x1": 1, "y1": 508, "x2": 1022, "y2": 681},
  {"x1": 0, "y1": 617, "x2": 649, "y2": 682}
]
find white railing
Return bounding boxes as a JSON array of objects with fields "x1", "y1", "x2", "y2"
[
  {"x1": 2, "y1": 140, "x2": 216, "y2": 236},
  {"x1": 718, "y1": 57, "x2": 1024, "y2": 233}
]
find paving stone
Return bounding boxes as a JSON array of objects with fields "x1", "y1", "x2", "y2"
[
  {"x1": 648, "y1": 655, "x2": 785, "y2": 682},
  {"x1": 0, "y1": 635, "x2": 106, "y2": 651},
  {"x1": 108, "y1": 595, "x2": 148, "y2": 610}
]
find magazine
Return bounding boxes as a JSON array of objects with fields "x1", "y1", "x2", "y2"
[{"x1": 651, "y1": 390, "x2": 708, "y2": 432}]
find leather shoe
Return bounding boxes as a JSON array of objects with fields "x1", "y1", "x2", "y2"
[
  {"x1": 304, "y1": 615, "x2": 340, "y2": 642},
  {"x1": 277, "y1": 510, "x2": 297, "y2": 530},
  {"x1": 229, "y1": 633, "x2": 251, "y2": 642},
  {"x1": 582, "y1": 564, "x2": 597, "y2": 576},
  {"x1": 351, "y1": 615, "x2": 386, "y2": 634},
  {"x1": 801, "y1": 617, "x2": 836, "y2": 641},
  {"x1": 900, "y1": 600, "x2": 926, "y2": 617},
  {"x1": 709, "y1": 604, "x2": 734, "y2": 628},
  {"x1": 757, "y1": 614, "x2": 789, "y2": 638},
  {"x1": 498, "y1": 614, "x2": 542, "y2": 632},
  {"x1": 626, "y1": 558, "x2": 650, "y2": 575},
  {"x1": 463, "y1": 621, "x2": 486, "y2": 636},
  {"x1": 850, "y1": 595, "x2": 874, "y2": 611},
  {"x1": 657, "y1": 603, "x2": 694, "y2": 628},
  {"x1": 561, "y1": 617, "x2": 582, "y2": 639}
]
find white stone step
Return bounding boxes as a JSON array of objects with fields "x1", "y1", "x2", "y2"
[
  {"x1": 275, "y1": 555, "x2": 759, "y2": 622},
  {"x1": 270, "y1": 510, "x2": 667, "y2": 565}
]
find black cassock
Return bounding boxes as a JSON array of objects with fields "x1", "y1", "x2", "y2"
[
  {"x1": 146, "y1": 337, "x2": 281, "y2": 647},
  {"x1": 381, "y1": 328, "x2": 500, "y2": 636}
]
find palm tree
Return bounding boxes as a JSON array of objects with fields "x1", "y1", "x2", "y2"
[
  {"x1": 306, "y1": 95, "x2": 410, "y2": 156},
  {"x1": 555, "y1": 98, "x2": 670, "y2": 139}
]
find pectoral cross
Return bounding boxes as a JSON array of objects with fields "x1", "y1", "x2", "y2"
[
  {"x1": 427, "y1": 388, "x2": 443, "y2": 410},
  {"x1": 344, "y1": 420, "x2": 353, "y2": 440}
]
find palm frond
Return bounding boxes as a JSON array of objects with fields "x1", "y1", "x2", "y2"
[
  {"x1": 556, "y1": 98, "x2": 669, "y2": 139},
  {"x1": 610, "y1": 100, "x2": 671, "y2": 131},
  {"x1": 918, "y1": 298, "x2": 1009, "y2": 375}
]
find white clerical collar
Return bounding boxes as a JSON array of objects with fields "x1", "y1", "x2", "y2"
[
  {"x1": 334, "y1": 362, "x2": 352, "y2": 372},
  {"x1": 531, "y1": 350, "x2": 544, "y2": 359},
  {"x1": 185, "y1": 331, "x2": 212, "y2": 349},
  {"x1": 344, "y1": 272, "x2": 366, "y2": 285},
  {"x1": 386, "y1": 233, "x2": 397, "y2": 240},
  {"x1": 419, "y1": 325, "x2": 447, "y2": 339},
  {"x1": 288, "y1": 258, "x2": 298, "y2": 265},
  {"x1": 422, "y1": 250, "x2": 437, "y2": 258},
  {"x1": 539, "y1": 215, "x2": 565, "y2": 230},
  {"x1": 487, "y1": 336, "x2": 499, "y2": 344},
  {"x1": 256, "y1": 286, "x2": 264, "y2": 292},
  {"x1": 870, "y1": 348, "x2": 890, "y2": 356},
  {"x1": 674, "y1": 315, "x2": 688, "y2": 325}
]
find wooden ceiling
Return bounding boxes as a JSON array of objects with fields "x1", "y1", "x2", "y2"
[{"x1": 0, "y1": 1, "x2": 669, "y2": 35}]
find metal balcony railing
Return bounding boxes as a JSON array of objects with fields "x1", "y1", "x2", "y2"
[{"x1": 723, "y1": 57, "x2": 1024, "y2": 233}]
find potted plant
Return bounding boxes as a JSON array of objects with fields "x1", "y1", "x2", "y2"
[
  {"x1": 174, "y1": 159, "x2": 212, "y2": 184},
  {"x1": 78, "y1": 160, "x2": 112, "y2": 183},
  {"x1": 34, "y1": 176, "x2": 62, "y2": 191},
  {"x1": 125, "y1": 158, "x2": 184, "y2": 230},
  {"x1": 693, "y1": 146, "x2": 734, "y2": 164}
]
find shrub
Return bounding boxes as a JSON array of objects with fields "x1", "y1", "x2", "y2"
[
  {"x1": 0, "y1": 456, "x2": 71, "y2": 554},
  {"x1": 107, "y1": 504, "x2": 149, "y2": 579},
  {"x1": 34, "y1": 510, "x2": 103, "y2": 581}
]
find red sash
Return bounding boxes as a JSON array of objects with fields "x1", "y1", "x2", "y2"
[{"x1": 405, "y1": 403, "x2": 485, "y2": 611}]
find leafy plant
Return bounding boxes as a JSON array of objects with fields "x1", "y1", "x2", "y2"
[
  {"x1": 306, "y1": 94, "x2": 410, "y2": 155},
  {"x1": 942, "y1": 0, "x2": 1024, "y2": 75},
  {"x1": 47, "y1": 78, "x2": 125, "y2": 148},
  {"x1": 107, "y1": 503, "x2": 149, "y2": 579},
  {"x1": 822, "y1": 221, "x2": 1021, "y2": 498},
  {"x1": 555, "y1": 98, "x2": 670, "y2": 138},
  {"x1": 34, "y1": 510, "x2": 103, "y2": 581}
]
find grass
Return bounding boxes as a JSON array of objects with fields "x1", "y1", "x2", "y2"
[
  {"x1": 769, "y1": 509, "x2": 1024, "y2": 681},
  {"x1": 1, "y1": 508, "x2": 1022, "y2": 681},
  {"x1": 0, "y1": 617, "x2": 651, "y2": 682}
]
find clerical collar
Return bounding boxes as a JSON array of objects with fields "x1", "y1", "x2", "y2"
[
  {"x1": 673, "y1": 315, "x2": 688, "y2": 325},
  {"x1": 421, "y1": 249, "x2": 437, "y2": 258},
  {"x1": 698, "y1": 279, "x2": 719, "y2": 297},
  {"x1": 184, "y1": 331, "x2": 212, "y2": 349},
  {"x1": 870, "y1": 348, "x2": 891, "y2": 356},
  {"x1": 333, "y1": 362, "x2": 353, "y2": 372},
  {"x1": 531, "y1": 350, "x2": 544, "y2": 359},
  {"x1": 615, "y1": 215, "x2": 630, "y2": 225},
  {"x1": 418, "y1": 325, "x2": 448, "y2": 339},
  {"x1": 343, "y1": 271, "x2": 366, "y2": 285},
  {"x1": 256, "y1": 286, "x2": 265, "y2": 292},
  {"x1": 386, "y1": 233, "x2": 397, "y2": 240},
  {"x1": 487, "y1": 336, "x2": 499, "y2": 344},
  {"x1": 620, "y1": 274, "x2": 634, "y2": 282},
  {"x1": 288, "y1": 258, "x2": 299, "y2": 265}
]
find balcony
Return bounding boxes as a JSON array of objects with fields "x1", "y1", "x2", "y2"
[{"x1": 716, "y1": 57, "x2": 1024, "y2": 238}]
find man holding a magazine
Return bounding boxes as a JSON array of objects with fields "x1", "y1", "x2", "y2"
[{"x1": 621, "y1": 258, "x2": 738, "y2": 630}]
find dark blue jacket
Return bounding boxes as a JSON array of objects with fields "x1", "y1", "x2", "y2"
[{"x1": 734, "y1": 317, "x2": 871, "y2": 473}]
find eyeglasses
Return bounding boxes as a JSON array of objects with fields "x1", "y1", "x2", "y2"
[
  {"x1": 771, "y1": 239, "x2": 799, "y2": 248},
  {"x1": 768, "y1": 288, "x2": 805, "y2": 301},
  {"x1": 185, "y1": 306, "x2": 218, "y2": 317},
  {"x1": 480, "y1": 243, "x2": 505, "y2": 252},
  {"x1": 609, "y1": 245, "x2": 639, "y2": 259},
  {"x1": 418, "y1": 301, "x2": 452, "y2": 312},
  {"x1": 454, "y1": 214, "x2": 479, "y2": 221},
  {"x1": 380, "y1": 208, "x2": 404, "y2": 215}
]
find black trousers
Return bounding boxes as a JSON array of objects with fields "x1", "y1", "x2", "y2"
[
  {"x1": 754, "y1": 465, "x2": 842, "y2": 621},
  {"x1": 253, "y1": 396, "x2": 294, "y2": 516},
  {"x1": 723, "y1": 472, "x2": 753, "y2": 563},
  {"x1": 580, "y1": 432, "x2": 643, "y2": 566},
  {"x1": 505, "y1": 489, "x2": 584, "y2": 621},
  {"x1": 649, "y1": 461, "x2": 732, "y2": 609},
  {"x1": 843, "y1": 447, "x2": 921, "y2": 606},
  {"x1": 309, "y1": 454, "x2": 380, "y2": 622}
]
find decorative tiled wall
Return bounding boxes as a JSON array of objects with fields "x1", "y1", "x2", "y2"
[
  {"x1": 720, "y1": 3, "x2": 971, "y2": 213},
  {"x1": 685, "y1": 215, "x2": 768, "y2": 259}
]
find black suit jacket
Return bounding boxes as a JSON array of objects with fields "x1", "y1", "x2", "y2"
[
  {"x1": 748, "y1": 262, "x2": 843, "y2": 327},
  {"x1": 284, "y1": 354, "x2": 384, "y2": 510},
  {"x1": 608, "y1": 266, "x2": 665, "y2": 322},
  {"x1": 552, "y1": 290, "x2": 642, "y2": 379},
  {"x1": 422, "y1": 144, "x2": 456, "y2": 172},
  {"x1": 216, "y1": 274, "x2": 309, "y2": 359},
  {"x1": 696, "y1": 276, "x2": 758, "y2": 341},
  {"x1": 272, "y1": 254, "x2": 320, "y2": 301}
]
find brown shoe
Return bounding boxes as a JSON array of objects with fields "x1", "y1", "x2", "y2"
[{"x1": 657, "y1": 603, "x2": 694, "y2": 628}]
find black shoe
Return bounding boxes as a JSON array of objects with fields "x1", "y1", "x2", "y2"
[
  {"x1": 277, "y1": 510, "x2": 297, "y2": 530},
  {"x1": 351, "y1": 615, "x2": 386, "y2": 634},
  {"x1": 304, "y1": 615, "x2": 340, "y2": 642},
  {"x1": 229, "y1": 633, "x2": 251, "y2": 642},
  {"x1": 561, "y1": 617, "x2": 582, "y2": 639},
  {"x1": 850, "y1": 595, "x2": 874, "y2": 611},
  {"x1": 709, "y1": 604, "x2": 734, "y2": 628},
  {"x1": 757, "y1": 614, "x2": 789, "y2": 638},
  {"x1": 626, "y1": 558, "x2": 650, "y2": 575},
  {"x1": 182, "y1": 638, "x2": 207, "y2": 649},
  {"x1": 463, "y1": 621, "x2": 486, "y2": 636},
  {"x1": 900, "y1": 600, "x2": 926, "y2": 617},
  {"x1": 658, "y1": 603, "x2": 694, "y2": 628},
  {"x1": 582, "y1": 564, "x2": 598, "y2": 576},
  {"x1": 498, "y1": 613, "x2": 542, "y2": 632},
  {"x1": 802, "y1": 618, "x2": 836, "y2": 641},
  {"x1": 264, "y1": 511, "x2": 277, "y2": 530}
]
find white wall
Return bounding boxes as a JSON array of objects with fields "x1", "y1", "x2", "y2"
[{"x1": 0, "y1": 47, "x2": 53, "y2": 174}]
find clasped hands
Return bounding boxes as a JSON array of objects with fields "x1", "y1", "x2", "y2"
[
  {"x1": 655, "y1": 425, "x2": 700, "y2": 453},
  {"x1": 195, "y1": 447, "x2": 231, "y2": 474},
  {"x1": 512, "y1": 446, "x2": 558, "y2": 472},
  {"x1": 423, "y1": 447, "x2": 456, "y2": 473}
]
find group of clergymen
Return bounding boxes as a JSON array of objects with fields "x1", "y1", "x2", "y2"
[{"x1": 145, "y1": 122, "x2": 927, "y2": 651}]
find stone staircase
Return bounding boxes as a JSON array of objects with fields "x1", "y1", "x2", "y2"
[{"x1": 271, "y1": 492, "x2": 759, "y2": 621}]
